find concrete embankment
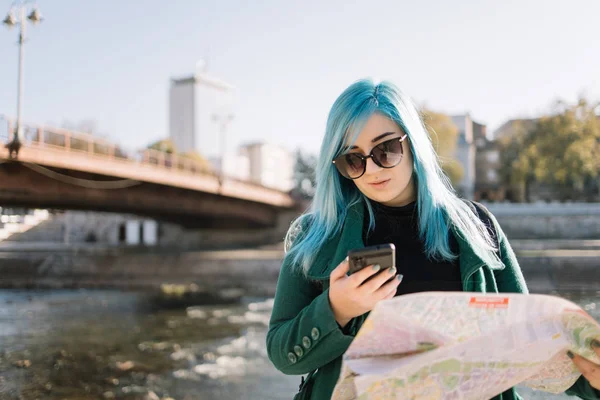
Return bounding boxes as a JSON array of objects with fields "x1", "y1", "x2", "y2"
[
  {"x1": 0, "y1": 240, "x2": 599, "y2": 295},
  {"x1": 0, "y1": 243, "x2": 284, "y2": 296}
]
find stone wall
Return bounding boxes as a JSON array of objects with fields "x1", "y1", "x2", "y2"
[
  {"x1": 0, "y1": 245, "x2": 598, "y2": 295},
  {"x1": 485, "y1": 202, "x2": 600, "y2": 239},
  {"x1": 0, "y1": 246, "x2": 284, "y2": 296}
]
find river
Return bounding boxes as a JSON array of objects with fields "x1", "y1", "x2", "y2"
[{"x1": 0, "y1": 289, "x2": 598, "y2": 400}]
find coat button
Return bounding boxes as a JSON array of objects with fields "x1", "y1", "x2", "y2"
[
  {"x1": 287, "y1": 352, "x2": 297, "y2": 364},
  {"x1": 302, "y1": 336, "x2": 311, "y2": 349},
  {"x1": 294, "y1": 345, "x2": 304, "y2": 357},
  {"x1": 311, "y1": 327, "x2": 320, "y2": 341}
]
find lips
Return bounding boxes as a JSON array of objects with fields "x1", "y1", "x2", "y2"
[{"x1": 368, "y1": 179, "x2": 390, "y2": 187}]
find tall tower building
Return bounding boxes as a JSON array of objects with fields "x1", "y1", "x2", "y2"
[{"x1": 169, "y1": 68, "x2": 234, "y2": 157}]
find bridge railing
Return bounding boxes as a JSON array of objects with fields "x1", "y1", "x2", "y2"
[{"x1": 0, "y1": 115, "x2": 228, "y2": 179}]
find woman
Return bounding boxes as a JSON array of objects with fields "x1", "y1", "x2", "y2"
[{"x1": 266, "y1": 79, "x2": 600, "y2": 399}]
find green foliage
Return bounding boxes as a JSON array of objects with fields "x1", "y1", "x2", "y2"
[
  {"x1": 421, "y1": 108, "x2": 463, "y2": 186},
  {"x1": 144, "y1": 139, "x2": 214, "y2": 174},
  {"x1": 504, "y1": 98, "x2": 600, "y2": 201},
  {"x1": 147, "y1": 138, "x2": 177, "y2": 154},
  {"x1": 182, "y1": 151, "x2": 214, "y2": 174},
  {"x1": 421, "y1": 109, "x2": 459, "y2": 158},
  {"x1": 440, "y1": 159, "x2": 464, "y2": 186}
]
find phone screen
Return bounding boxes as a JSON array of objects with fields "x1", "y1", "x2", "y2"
[{"x1": 348, "y1": 243, "x2": 396, "y2": 275}]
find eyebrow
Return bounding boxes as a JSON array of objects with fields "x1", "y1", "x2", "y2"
[{"x1": 349, "y1": 132, "x2": 396, "y2": 150}]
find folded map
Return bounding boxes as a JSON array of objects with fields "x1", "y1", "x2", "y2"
[{"x1": 332, "y1": 292, "x2": 600, "y2": 400}]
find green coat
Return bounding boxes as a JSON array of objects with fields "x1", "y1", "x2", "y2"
[{"x1": 267, "y1": 202, "x2": 599, "y2": 399}]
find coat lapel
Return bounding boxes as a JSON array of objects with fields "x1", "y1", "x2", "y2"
[{"x1": 306, "y1": 202, "x2": 365, "y2": 281}]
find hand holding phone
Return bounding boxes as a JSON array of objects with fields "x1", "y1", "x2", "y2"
[
  {"x1": 328, "y1": 243, "x2": 402, "y2": 328},
  {"x1": 348, "y1": 243, "x2": 396, "y2": 275}
]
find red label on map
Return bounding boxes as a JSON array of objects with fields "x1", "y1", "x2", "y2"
[{"x1": 469, "y1": 296, "x2": 509, "y2": 309}]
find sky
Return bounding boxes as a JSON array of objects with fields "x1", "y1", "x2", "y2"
[{"x1": 0, "y1": 0, "x2": 598, "y2": 157}]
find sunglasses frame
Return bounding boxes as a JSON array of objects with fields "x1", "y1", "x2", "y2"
[{"x1": 332, "y1": 134, "x2": 408, "y2": 180}]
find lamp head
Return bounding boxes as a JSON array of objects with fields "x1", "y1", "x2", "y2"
[
  {"x1": 2, "y1": 11, "x2": 16, "y2": 28},
  {"x1": 27, "y1": 8, "x2": 43, "y2": 24}
]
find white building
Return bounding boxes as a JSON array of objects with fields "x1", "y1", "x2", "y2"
[
  {"x1": 208, "y1": 153, "x2": 251, "y2": 181},
  {"x1": 169, "y1": 71, "x2": 235, "y2": 157},
  {"x1": 239, "y1": 143, "x2": 294, "y2": 192},
  {"x1": 448, "y1": 114, "x2": 489, "y2": 199}
]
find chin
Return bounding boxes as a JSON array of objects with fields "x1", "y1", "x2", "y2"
[
  {"x1": 365, "y1": 190, "x2": 403, "y2": 204},
  {"x1": 357, "y1": 178, "x2": 413, "y2": 205}
]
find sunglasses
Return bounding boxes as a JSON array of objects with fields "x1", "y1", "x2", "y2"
[{"x1": 332, "y1": 134, "x2": 408, "y2": 179}]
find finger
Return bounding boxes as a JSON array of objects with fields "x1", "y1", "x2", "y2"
[
  {"x1": 383, "y1": 289, "x2": 396, "y2": 300},
  {"x1": 375, "y1": 274, "x2": 403, "y2": 299},
  {"x1": 349, "y1": 263, "x2": 384, "y2": 287},
  {"x1": 361, "y1": 267, "x2": 398, "y2": 293},
  {"x1": 568, "y1": 351, "x2": 600, "y2": 378},
  {"x1": 330, "y1": 257, "x2": 350, "y2": 281},
  {"x1": 386, "y1": 278, "x2": 401, "y2": 297},
  {"x1": 382, "y1": 278, "x2": 401, "y2": 300}
]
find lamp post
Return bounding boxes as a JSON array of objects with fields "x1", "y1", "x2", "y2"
[
  {"x1": 211, "y1": 112, "x2": 234, "y2": 187},
  {"x1": 3, "y1": 1, "x2": 43, "y2": 159}
]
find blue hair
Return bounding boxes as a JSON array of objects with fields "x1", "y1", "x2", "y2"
[{"x1": 285, "y1": 79, "x2": 497, "y2": 274}]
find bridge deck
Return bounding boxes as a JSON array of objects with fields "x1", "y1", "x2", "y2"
[{"x1": 0, "y1": 115, "x2": 294, "y2": 209}]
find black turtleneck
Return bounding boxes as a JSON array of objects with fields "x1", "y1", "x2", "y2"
[{"x1": 362, "y1": 201, "x2": 463, "y2": 296}]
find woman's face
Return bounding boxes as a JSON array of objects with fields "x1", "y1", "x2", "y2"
[{"x1": 345, "y1": 113, "x2": 416, "y2": 207}]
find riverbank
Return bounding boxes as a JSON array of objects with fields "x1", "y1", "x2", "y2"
[{"x1": 0, "y1": 240, "x2": 599, "y2": 294}]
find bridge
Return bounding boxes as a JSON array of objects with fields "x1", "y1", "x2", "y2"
[{"x1": 0, "y1": 116, "x2": 297, "y2": 229}]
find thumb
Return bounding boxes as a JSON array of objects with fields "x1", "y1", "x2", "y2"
[{"x1": 330, "y1": 257, "x2": 350, "y2": 281}]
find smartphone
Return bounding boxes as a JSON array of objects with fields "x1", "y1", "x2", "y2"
[{"x1": 348, "y1": 243, "x2": 396, "y2": 275}]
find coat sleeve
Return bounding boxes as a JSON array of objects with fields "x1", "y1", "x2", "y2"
[
  {"x1": 266, "y1": 253, "x2": 354, "y2": 375},
  {"x1": 488, "y1": 210, "x2": 529, "y2": 294},
  {"x1": 565, "y1": 376, "x2": 600, "y2": 399}
]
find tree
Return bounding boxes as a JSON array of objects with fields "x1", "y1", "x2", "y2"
[
  {"x1": 421, "y1": 108, "x2": 464, "y2": 186},
  {"x1": 182, "y1": 151, "x2": 214, "y2": 174},
  {"x1": 293, "y1": 149, "x2": 317, "y2": 198},
  {"x1": 144, "y1": 139, "x2": 213, "y2": 173},
  {"x1": 147, "y1": 138, "x2": 177, "y2": 154},
  {"x1": 440, "y1": 160, "x2": 465, "y2": 187},
  {"x1": 508, "y1": 97, "x2": 600, "y2": 201},
  {"x1": 497, "y1": 120, "x2": 534, "y2": 201}
]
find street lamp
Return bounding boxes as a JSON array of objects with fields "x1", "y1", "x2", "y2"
[
  {"x1": 212, "y1": 112, "x2": 234, "y2": 186},
  {"x1": 3, "y1": 1, "x2": 43, "y2": 159}
]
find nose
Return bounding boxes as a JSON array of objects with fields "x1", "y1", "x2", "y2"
[{"x1": 364, "y1": 156, "x2": 382, "y2": 175}]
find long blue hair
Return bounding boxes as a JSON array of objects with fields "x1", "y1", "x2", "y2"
[{"x1": 285, "y1": 79, "x2": 497, "y2": 274}]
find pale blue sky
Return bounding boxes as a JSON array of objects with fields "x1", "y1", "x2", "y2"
[{"x1": 0, "y1": 0, "x2": 598, "y2": 156}]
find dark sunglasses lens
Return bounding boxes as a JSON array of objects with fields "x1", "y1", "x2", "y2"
[
  {"x1": 335, "y1": 153, "x2": 365, "y2": 179},
  {"x1": 372, "y1": 139, "x2": 403, "y2": 167}
]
